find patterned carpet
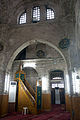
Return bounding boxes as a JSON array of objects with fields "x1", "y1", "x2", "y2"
[{"x1": 0, "y1": 105, "x2": 71, "y2": 120}]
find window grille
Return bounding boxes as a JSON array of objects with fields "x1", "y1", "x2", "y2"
[
  {"x1": 47, "y1": 8, "x2": 54, "y2": 20},
  {"x1": 19, "y1": 12, "x2": 26, "y2": 24},
  {"x1": 33, "y1": 6, "x2": 40, "y2": 22},
  {"x1": 50, "y1": 70, "x2": 64, "y2": 80}
]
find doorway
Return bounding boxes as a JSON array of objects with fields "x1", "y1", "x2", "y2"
[{"x1": 50, "y1": 70, "x2": 65, "y2": 105}]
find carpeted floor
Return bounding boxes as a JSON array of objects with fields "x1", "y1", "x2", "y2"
[{"x1": 0, "y1": 105, "x2": 71, "y2": 120}]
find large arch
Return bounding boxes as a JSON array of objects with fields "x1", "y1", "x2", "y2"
[
  {"x1": 4, "y1": 39, "x2": 69, "y2": 115},
  {"x1": 6, "y1": 39, "x2": 67, "y2": 72}
]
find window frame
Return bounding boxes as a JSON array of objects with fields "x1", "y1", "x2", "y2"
[
  {"x1": 46, "y1": 7, "x2": 55, "y2": 20},
  {"x1": 49, "y1": 70, "x2": 64, "y2": 80},
  {"x1": 32, "y1": 6, "x2": 40, "y2": 23},
  {"x1": 18, "y1": 11, "x2": 27, "y2": 24}
]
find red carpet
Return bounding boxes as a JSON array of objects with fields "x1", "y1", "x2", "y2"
[{"x1": 0, "y1": 105, "x2": 71, "y2": 120}]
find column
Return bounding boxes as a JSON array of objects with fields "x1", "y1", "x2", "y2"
[{"x1": 0, "y1": 70, "x2": 8, "y2": 117}]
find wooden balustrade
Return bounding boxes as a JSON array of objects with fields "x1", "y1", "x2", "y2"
[
  {"x1": 19, "y1": 79, "x2": 36, "y2": 105},
  {"x1": 18, "y1": 79, "x2": 37, "y2": 114},
  {"x1": 24, "y1": 80, "x2": 36, "y2": 98}
]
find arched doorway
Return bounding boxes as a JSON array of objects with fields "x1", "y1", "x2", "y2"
[{"x1": 50, "y1": 70, "x2": 65, "y2": 105}]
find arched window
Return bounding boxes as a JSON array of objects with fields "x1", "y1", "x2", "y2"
[
  {"x1": 19, "y1": 12, "x2": 26, "y2": 24},
  {"x1": 47, "y1": 8, "x2": 54, "y2": 20},
  {"x1": 32, "y1": 6, "x2": 40, "y2": 22},
  {"x1": 50, "y1": 70, "x2": 64, "y2": 80}
]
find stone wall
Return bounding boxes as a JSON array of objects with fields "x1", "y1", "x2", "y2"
[
  {"x1": 0, "y1": 0, "x2": 79, "y2": 118},
  {"x1": 0, "y1": 0, "x2": 76, "y2": 97},
  {"x1": 11, "y1": 58, "x2": 66, "y2": 93}
]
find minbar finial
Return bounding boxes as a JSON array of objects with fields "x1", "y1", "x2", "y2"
[{"x1": 19, "y1": 64, "x2": 22, "y2": 71}]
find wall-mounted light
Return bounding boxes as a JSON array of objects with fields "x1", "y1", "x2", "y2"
[{"x1": 52, "y1": 77, "x2": 62, "y2": 80}]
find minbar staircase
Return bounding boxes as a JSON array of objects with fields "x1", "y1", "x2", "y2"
[{"x1": 17, "y1": 78, "x2": 37, "y2": 114}]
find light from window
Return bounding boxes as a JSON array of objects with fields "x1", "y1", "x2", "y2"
[
  {"x1": 52, "y1": 84, "x2": 57, "y2": 88},
  {"x1": 72, "y1": 71, "x2": 80, "y2": 94},
  {"x1": 58, "y1": 84, "x2": 64, "y2": 88},
  {"x1": 65, "y1": 74, "x2": 70, "y2": 94},
  {"x1": 19, "y1": 12, "x2": 26, "y2": 24},
  {"x1": 4, "y1": 73, "x2": 10, "y2": 92},
  {"x1": 47, "y1": 8, "x2": 54, "y2": 20},
  {"x1": 42, "y1": 76, "x2": 49, "y2": 91},
  {"x1": 33, "y1": 6, "x2": 40, "y2": 22}
]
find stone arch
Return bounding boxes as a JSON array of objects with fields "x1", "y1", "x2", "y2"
[{"x1": 6, "y1": 39, "x2": 67, "y2": 72}]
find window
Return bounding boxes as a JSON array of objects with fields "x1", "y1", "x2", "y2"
[
  {"x1": 19, "y1": 12, "x2": 26, "y2": 24},
  {"x1": 47, "y1": 8, "x2": 54, "y2": 20},
  {"x1": 33, "y1": 6, "x2": 40, "y2": 22},
  {"x1": 50, "y1": 70, "x2": 64, "y2": 80},
  {"x1": 52, "y1": 83, "x2": 64, "y2": 88}
]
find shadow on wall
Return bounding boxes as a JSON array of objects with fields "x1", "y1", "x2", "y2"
[{"x1": 23, "y1": 67, "x2": 38, "y2": 91}]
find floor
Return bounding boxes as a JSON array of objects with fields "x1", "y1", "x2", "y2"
[{"x1": 0, "y1": 105, "x2": 71, "y2": 120}]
